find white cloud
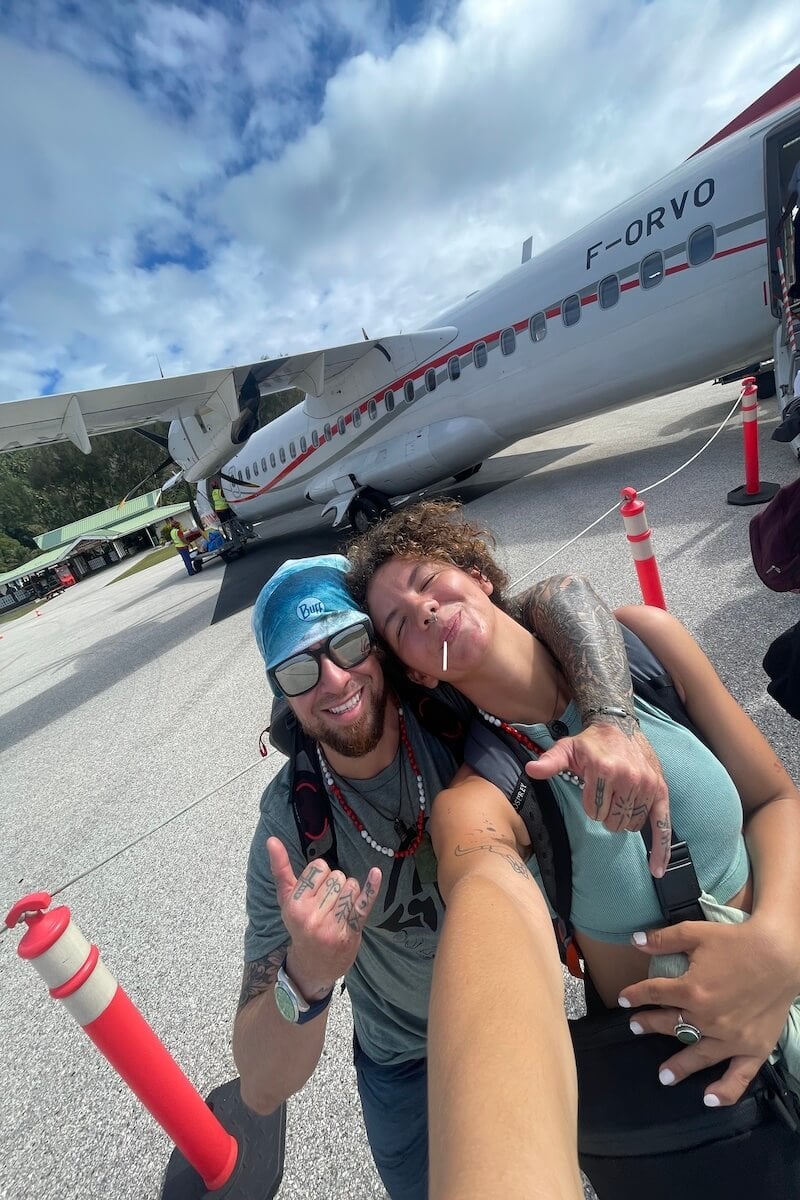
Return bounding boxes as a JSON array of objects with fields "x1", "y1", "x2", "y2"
[{"x1": 0, "y1": 0, "x2": 799, "y2": 406}]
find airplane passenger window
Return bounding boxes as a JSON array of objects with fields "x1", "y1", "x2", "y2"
[
  {"x1": 261, "y1": 456, "x2": 268, "y2": 471},
  {"x1": 311, "y1": 430, "x2": 319, "y2": 448},
  {"x1": 473, "y1": 341, "x2": 488, "y2": 368},
  {"x1": 404, "y1": 380, "x2": 416, "y2": 403},
  {"x1": 253, "y1": 461, "x2": 259, "y2": 477},
  {"x1": 245, "y1": 465, "x2": 251, "y2": 480},
  {"x1": 448, "y1": 355, "x2": 461, "y2": 381},
  {"x1": 500, "y1": 327, "x2": 516, "y2": 356},
  {"x1": 641, "y1": 251, "x2": 664, "y2": 289},
  {"x1": 688, "y1": 225, "x2": 715, "y2": 266},
  {"x1": 289, "y1": 441, "x2": 296, "y2": 457},
  {"x1": 368, "y1": 399, "x2": 377, "y2": 420},
  {"x1": 352, "y1": 408, "x2": 361, "y2": 428},
  {"x1": 425, "y1": 368, "x2": 437, "y2": 392},
  {"x1": 279, "y1": 447, "x2": 286, "y2": 463},
  {"x1": 598, "y1": 275, "x2": 619, "y2": 309},
  {"x1": 337, "y1": 416, "x2": 346, "y2": 435},
  {"x1": 562, "y1": 295, "x2": 581, "y2": 327},
  {"x1": 529, "y1": 313, "x2": 547, "y2": 342},
  {"x1": 300, "y1": 436, "x2": 307, "y2": 453},
  {"x1": 385, "y1": 389, "x2": 395, "y2": 412},
  {"x1": 270, "y1": 452, "x2": 276, "y2": 468},
  {"x1": 324, "y1": 423, "x2": 332, "y2": 441}
]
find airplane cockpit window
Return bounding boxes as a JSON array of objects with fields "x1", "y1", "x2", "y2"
[
  {"x1": 473, "y1": 341, "x2": 488, "y2": 368},
  {"x1": 385, "y1": 389, "x2": 395, "y2": 411},
  {"x1": 404, "y1": 379, "x2": 416, "y2": 403},
  {"x1": 337, "y1": 416, "x2": 347, "y2": 435},
  {"x1": 598, "y1": 275, "x2": 619, "y2": 309},
  {"x1": 529, "y1": 313, "x2": 547, "y2": 342},
  {"x1": 300, "y1": 436, "x2": 307, "y2": 453},
  {"x1": 562, "y1": 295, "x2": 580, "y2": 327},
  {"x1": 688, "y1": 225, "x2": 715, "y2": 266},
  {"x1": 289, "y1": 440, "x2": 297, "y2": 457},
  {"x1": 368, "y1": 399, "x2": 377, "y2": 420},
  {"x1": 425, "y1": 368, "x2": 437, "y2": 392},
  {"x1": 448, "y1": 355, "x2": 461, "y2": 381},
  {"x1": 279, "y1": 446, "x2": 286, "y2": 464},
  {"x1": 245, "y1": 465, "x2": 251, "y2": 480},
  {"x1": 352, "y1": 408, "x2": 361, "y2": 428},
  {"x1": 261, "y1": 456, "x2": 268, "y2": 471},
  {"x1": 641, "y1": 251, "x2": 664, "y2": 289},
  {"x1": 500, "y1": 327, "x2": 516, "y2": 356},
  {"x1": 311, "y1": 430, "x2": 319, "y2": 448},
  {"x1": 324, "y1": 422, "x2": 332, "y2": 440}
]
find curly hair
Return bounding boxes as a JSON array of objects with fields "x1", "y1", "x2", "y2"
[{"x1": 346, "y1": 499, "x2": 510, "y2": 611}]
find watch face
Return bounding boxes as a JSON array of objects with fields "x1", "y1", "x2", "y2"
[{"x1": 274, "y1": 980, "x2": 299, "y2": 1023}]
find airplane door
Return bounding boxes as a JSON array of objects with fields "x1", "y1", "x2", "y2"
[{"x1": 765, "y1": 121, "x2": 800, "y2": 313}]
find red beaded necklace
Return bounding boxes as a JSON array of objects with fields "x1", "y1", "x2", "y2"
[
  {"x1": 316, "y1": 706, "x2": 427, "y2": 858},
  {"x1": 476, "y1": 708, "x2": 584, "y2": 788}
]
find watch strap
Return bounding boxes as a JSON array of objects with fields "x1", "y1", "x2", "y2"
[{"x1": 278, "y1": 961, "x2": 333, "y2": 1025}]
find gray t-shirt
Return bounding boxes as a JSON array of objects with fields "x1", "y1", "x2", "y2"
[{"x1": 243, "y1": 705, "x2": 459, "y2": 1065}]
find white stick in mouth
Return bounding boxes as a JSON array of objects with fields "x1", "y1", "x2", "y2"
[{"x1": 442, "y1": 640, "x2": 448, "y2": 672}]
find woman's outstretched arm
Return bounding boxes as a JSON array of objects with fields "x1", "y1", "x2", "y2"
[{"x1": 427, "y1": 773, "x2": 582, "y2": 1200}]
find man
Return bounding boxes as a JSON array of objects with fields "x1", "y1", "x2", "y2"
[
  {"x1": 168, "y1": 518, "x2": 203, "y2": 577},
  {"x1": 777, "y1": 157, "x2": 800, "y2": 299},
  {"x1": 211, "y1": 479, "x2": 234, "y2": 528},
  {"x1": 234, "y1": 554, "x2": 665, "y2": 1200}
]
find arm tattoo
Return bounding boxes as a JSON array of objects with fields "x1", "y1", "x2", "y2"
[
  {"x1": 514, "y1": 576, "x2": 634, "y2": 718},
  {"x1": 454, "y1": 842, "x2": 530, "y2": 878},
  {"x1": 293, "y1": 864, "x2": 322, "y2": 900},
  {"x1": 237, "y1": 940, "x2": 290, "y2": 1011}
]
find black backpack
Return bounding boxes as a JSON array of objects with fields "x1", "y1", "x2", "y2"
[{"x1": 749, "y1": 475, "x2": 800, "y2": 592}]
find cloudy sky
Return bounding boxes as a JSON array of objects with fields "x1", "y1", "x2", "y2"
[{"x1": 1, "y1": 0, "x2": 798, "y2": 404}]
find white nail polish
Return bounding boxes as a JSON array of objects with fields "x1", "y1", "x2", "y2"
[
  {"x1": 659, "y1": 1068, "x2": 676, "y2": 1086},
  {"x1": 617, "y1": 996, "x2": 631, "y2": 1008},
  {"x1": 629, "y1": 1020, "x2": 644, "y2": 1035},
  {"x1": 704, "y1": 1094, "x2": 721, "y2": 1108},
  {"x1": 631, "y1": 931, "x2": 647, "y2": 946}
]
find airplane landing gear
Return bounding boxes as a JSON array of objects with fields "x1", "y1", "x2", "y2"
[
  {"x1": 452, "y1": 463, "x2": 483, "y2": 482},
  {"x1": 348, "y1": 488, "x2": 392, "y2": 532}
]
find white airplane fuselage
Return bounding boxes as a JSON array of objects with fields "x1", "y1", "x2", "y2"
[{"x1": 191, "y1": 98, "x2": 794, "y2": 529}]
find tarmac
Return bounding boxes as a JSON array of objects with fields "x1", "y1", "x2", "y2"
[{"x1": 1, "y1": 377, "x2": 798, "y2": 1200}]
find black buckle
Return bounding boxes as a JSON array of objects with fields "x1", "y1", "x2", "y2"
[{"x1": 651, "y1": 839, "x2": 704, "y2": 925}]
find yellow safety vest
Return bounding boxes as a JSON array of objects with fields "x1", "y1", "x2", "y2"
[
  {"x1": 211, "y1": 487, "x2": 230, "y2": 513},
  {"x1": 170, "y1": 526, "x2": 188, "y2": 549}
]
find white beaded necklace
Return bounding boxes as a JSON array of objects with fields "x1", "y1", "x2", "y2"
[{"x1": 476, "y1": 707, "x2": 585, "y2": 789}]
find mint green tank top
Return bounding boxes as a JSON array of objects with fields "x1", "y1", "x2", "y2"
[{"x1": 508, "y1": 698, "x2": 749, "y2": 943}]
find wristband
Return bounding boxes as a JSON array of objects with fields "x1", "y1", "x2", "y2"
[{"x1": 583, "y1": 705, "x2": 639, "y2": 725}]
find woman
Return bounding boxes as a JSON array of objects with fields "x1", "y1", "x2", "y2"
[{"x1": 347, "y1": 499, "x2": 800, "y2": 1197}]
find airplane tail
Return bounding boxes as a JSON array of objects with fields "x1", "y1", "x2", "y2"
[{"x1": 691, "y1": 63, "x2": 800, "y2": 157}]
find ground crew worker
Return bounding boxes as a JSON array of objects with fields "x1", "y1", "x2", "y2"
[
  {"x1": 211, "y1": 480, "x2": 234, "y2": 528},
  {"x1": 169, "y1": 519, "x2": 202, "y2": 577}
]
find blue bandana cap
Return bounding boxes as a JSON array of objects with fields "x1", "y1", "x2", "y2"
[{"x1": 252, "y1": 554, "x2": 368, "y2": 696}]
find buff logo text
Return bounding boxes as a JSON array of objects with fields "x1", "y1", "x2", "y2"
[
  {"x1": 585, "y1": 177, "x2": 715, "y2": 270},
  {"x1": 297, "y1": 597, "x2": 326, "y2": 621}
]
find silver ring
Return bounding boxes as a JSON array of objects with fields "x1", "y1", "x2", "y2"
[{"x1": 674, "y1": 1014, "x2": 702, "y2": 1045}]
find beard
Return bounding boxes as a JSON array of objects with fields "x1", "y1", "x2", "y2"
[{"x1": 299, "y1": 676, "x2": 389, "y2": 758}]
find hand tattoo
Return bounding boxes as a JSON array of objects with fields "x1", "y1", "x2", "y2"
[
  {"x1": 630, "y1": 803, "x2": 648, "y2": 832},
  {"x1": 594, "y1": 777, "x2": 606, "y2": 819},
  {"x1": 334, "y1": 889, "x2": 361, "y2": 931},
  {"x1": 293, "y1": 864, "x2": 322, "y2": 900},
  {"x1": 321, "y1": 876, "x2": 342, "y2": 905},
  {"x1": 610, "y1": 793, "x2": 635, "y2": 831}
]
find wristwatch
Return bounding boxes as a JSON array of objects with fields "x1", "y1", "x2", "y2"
[{"x1": 274, "y1": 960, "x2": 333, "y2": 1025}]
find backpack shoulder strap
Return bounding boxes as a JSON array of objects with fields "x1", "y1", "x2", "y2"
[{"x1": 267, "y1": 697, "x2": 339, "y2": 870}]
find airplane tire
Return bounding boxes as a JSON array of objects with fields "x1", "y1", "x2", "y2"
[
  {"x1": 453, "y1": 463, "x2": 483, "y2": 482},
  {"x1": 757, "y1": 370, "x2": 776, "y2": 400},
  {"x1": 350, "y1": 497, "x2": 382, "y2": 532}
]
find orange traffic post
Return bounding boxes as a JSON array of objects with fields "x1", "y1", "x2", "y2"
[
  {"x1": 618, "y1": 488, "x2": 667, "y2": 610},
  {"x1": 726, "y1": 377, "x2": 779, "y2": 507},
  {"x1": 5, "y1": 892, "x2": 285, "y2": 1199}
]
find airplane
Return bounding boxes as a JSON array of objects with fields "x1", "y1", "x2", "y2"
[{"x1": 2, "y1": 65, "x2": 800, "y2": 538}]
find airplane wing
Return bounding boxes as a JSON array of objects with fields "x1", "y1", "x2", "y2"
[{"x1": 0, "y1": 328, "x2": 459, "y2": 458}]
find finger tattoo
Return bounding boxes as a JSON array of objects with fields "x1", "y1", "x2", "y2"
[
  {"x1": 321, "y1": 876, "x2": 342, "y2": 905},
  {"x1": 610, "y1": 793, "x2": 635, "y2": 830},
  {"x1": 594, "y1": 777, "x2": 606, "y2": 818},
  {"x1": 335, "y1": 889, "x2": 361, "y2": 931},
  {"x1": 630, "y1": 803, "x2": 648, "y2": 831},
  {"x1": 293, "y1": 864, "x2": 322, "y2": 900}
]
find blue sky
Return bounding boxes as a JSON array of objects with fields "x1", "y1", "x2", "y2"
[{"x1": 0, "y1": 0, "x2": 798, "y2": 402}]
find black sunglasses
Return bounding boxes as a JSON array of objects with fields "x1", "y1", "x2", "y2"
[{"x1": 270, "y1": 619, "x2": 375, "y2": 697}]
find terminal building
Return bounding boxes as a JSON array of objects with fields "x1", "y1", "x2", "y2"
[{"x1": 0, "y1": 490, "x2": 193, "y2": 612}]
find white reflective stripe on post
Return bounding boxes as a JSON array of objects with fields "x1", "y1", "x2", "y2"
[
  {"x1": 28, "y1": 921, "x2": 93, "y2": 989},
  {"x1": 621, "y1": 510, "x2": 649, "y2": 538},
  {"x1": 629, "y1": 538, "x2": 654, "y2": 562},
  {"x1": 742, "y1": 404, "x2": 757, "y2": 422},
  {"x1": 62, "y1": 960, "x2": 118, "y2": 1026}
]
